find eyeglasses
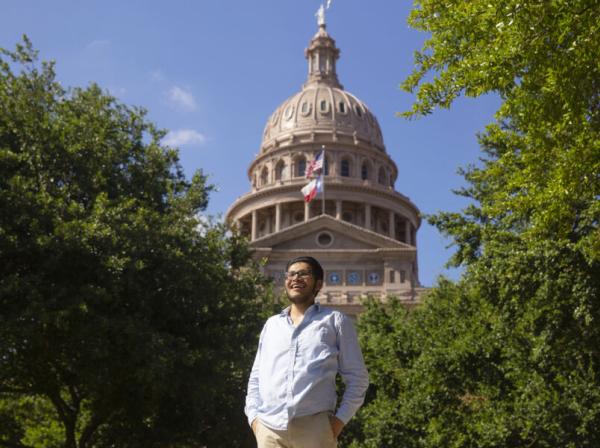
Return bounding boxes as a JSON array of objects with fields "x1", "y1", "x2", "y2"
[{"x1": 285, "y1": 269, "x2": 313, "y2": 280}]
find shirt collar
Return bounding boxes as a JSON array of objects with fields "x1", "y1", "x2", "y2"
[{"x1": 280, "y1": 301, "x2": 321, "y2": 317}]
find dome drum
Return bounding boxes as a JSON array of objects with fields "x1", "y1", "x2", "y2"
[{"x1": 248, "y1": 145, "x2": 398, "y2": 193}]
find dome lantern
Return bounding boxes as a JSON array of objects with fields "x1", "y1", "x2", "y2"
[{"x1": 304, "y1": 24, "x2": 342, "y2": 89}]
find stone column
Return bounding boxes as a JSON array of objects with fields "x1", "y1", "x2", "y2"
[
  {"x1": 388, "y1": 210, "x2": 395, "y2": 239},
  {"x1": 405, "y1": 220, "x2": 411, "y2": 245},
  {"x1": 304, "y1": 201, "x2": 310, "y2": 222},
  {"x1": 336, "y1": 200, "x2": 342, "y2": 220},
  {"x1": 316, "y1": 51, "x2": 320, "y2": 74},
  {"x1": 251, "y1": 210, "x2": 257, "y2": 241},
  {"x1": 332, "y1": 151, "x2": 338, "y2": 177},
  {"x1": 275, "y1": 203, "x2": 281, "y2": 232},
  {"x1": 365, "y1": 204, "x2": 371, "y2": 230}
]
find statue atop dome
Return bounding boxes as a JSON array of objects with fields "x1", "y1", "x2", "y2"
[
  {"x1": 315, "y1": 1, "x2": 333, "y2": 27},
  {"x1": 316, "y1": 5, "x2": 325, "y2": 26}
]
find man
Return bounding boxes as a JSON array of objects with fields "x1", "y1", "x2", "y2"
[{"x1": 245, "y1": 256, "x2": 369, "y2": 447}]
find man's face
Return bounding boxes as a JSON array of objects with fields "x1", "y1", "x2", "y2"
[{"x1": 284, "y1": 262, "x2": 323, "y2": 305}]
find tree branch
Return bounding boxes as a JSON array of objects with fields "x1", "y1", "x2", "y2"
[
  {"x1": 78, "y1": 413, "x2": 107, "y2": 448},
  {"x1": 0, "y1": 441, "x2": 34, "y2": 448},
  {"x1": 46, "y1": 390, "x2": 78, "y2": 448}
]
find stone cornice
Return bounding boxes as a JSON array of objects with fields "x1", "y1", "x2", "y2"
[
  {"x1": 259, "y1": 128, "x2": 386, "y2": 158},
  {"x1": 226, "y1": 181, "x2": 421, "y2": 225},
  {"x1": 253, "y1": 247, "x2": 417, "y2": 261}
]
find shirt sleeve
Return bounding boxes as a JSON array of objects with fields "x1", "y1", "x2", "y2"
[
  {"x1": 334, "y1": 313, "x2": 369, "y2": 425},
  {"x1": 244, "y1": 323, "x2": 266, "y2": 426}
]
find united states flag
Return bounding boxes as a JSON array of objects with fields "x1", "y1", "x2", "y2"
[{"x1": 306, "y1": 150, "x2": 324, "y2": 178}]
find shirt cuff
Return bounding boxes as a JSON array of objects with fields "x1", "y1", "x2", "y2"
[
  {"x1": 247, "y1": 412, "x2": 258, "y2": 427},
  {"x1": 334, "y1": 408, "x2": 352, "y2": 425}
]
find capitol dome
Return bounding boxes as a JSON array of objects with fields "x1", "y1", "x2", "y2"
[
  {"x1": 260, "y1": 25, "x2": 384, "y2": 154},
  {"x1": 262, "y1": 86, "x2": 385, "y2": 153}
]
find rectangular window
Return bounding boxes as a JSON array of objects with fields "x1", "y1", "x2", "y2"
[
  {"x1": 389, "y1": 270, "x2": 395, "y2": 283},
  {"x1": 400, "y1": 270, "x2": 406, "y2": 283}
]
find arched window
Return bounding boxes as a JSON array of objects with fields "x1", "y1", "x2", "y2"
[
  {"x1": 275, "y1": 160, "x2": 286, "y2": 181},
  {"x1": 260, "y1": 166, "x2": 269, "y2": 186},
  {"x1": 341, "y1": 159, "x2": 351, "y2": 177},
  {"x1": 294, "y1": 157, "x2": 307, "y2": 177},
  {"x1": 361, "y1": 163, "x2": 369, "y2": 180},
  {"x1": 378, "y1": 167, "x2": 387, "y2": 185}
]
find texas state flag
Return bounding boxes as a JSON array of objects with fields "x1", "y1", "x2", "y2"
[{"x1": 301, "y1": 174, "x2": 323, "y2": 202}]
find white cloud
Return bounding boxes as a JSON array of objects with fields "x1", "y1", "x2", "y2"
[
  {"x1": 85, "y1": 39, "x2": 111, "y2": 50},
  {"x1": 163, "y1": 129, "x2": 206, "y2": 147},
  {"x1": 107, "y1": 86, "x2": 127, "y2": 97},
  {"x1": 166, "y1": 86, "x2": 197, "y2": 111},
  {"x1": 149, "y1": 69, "x2": 165, "y2": 82}
]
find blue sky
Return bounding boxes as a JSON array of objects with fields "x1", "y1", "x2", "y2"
[{"x1": 2, "y1": 1, "x2": 501, "y2": 287}]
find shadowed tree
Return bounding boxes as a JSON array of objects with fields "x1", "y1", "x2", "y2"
[{"x1": 0, "y1": 37, "x2": 271, "y2": 448}]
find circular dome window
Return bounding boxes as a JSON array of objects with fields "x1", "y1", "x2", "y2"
[{"x1": 316, "y1": 231, "x2": 334, "y2": 247}]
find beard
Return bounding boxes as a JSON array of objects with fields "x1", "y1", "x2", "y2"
[{"x1": 285, "y1": 283, "x2": 319, "y2": 305}]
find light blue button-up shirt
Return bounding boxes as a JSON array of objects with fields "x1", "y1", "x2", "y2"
[{"x1": 245, "y1": 302, "x2": 369, "y2": 430}]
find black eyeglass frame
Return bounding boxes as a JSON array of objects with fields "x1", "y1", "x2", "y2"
[{"x1": 284, "y1": 269, "x2": 313, "y2": 280}]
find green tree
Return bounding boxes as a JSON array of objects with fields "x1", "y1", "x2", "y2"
[
  {"x1": 0, "y1": 37, "x2": 270, "y2": 448},
  {"x1": 349, "y1": 1, "x2": 600, "y2": 447}
]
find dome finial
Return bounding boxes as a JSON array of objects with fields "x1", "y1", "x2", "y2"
[
  {"x1": 315, "y1": 1, "x2": 332, "y2": 28},
  {"x1": 315, "y1": 4, "x2": 326, "y2": 27}
]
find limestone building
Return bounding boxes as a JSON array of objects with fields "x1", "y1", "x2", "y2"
[{"x1": 226, "y1": 19, "x2": 424, "y2": 314}]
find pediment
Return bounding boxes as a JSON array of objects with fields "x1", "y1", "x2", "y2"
[{"x1": 252, "y1": 215, "x2": 413, "y2": 251}]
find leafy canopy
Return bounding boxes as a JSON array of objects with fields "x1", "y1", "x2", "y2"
[
  {"x1": 348, "y1": 1, "x2": 600, "y2": 447},
  {"x1": 0, "y1": 37, "x2": 271, "y2": 448}
]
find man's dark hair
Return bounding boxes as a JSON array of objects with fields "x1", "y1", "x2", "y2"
[{"x1": 286, "y1": 256, "x2": 324, "y2": 282}]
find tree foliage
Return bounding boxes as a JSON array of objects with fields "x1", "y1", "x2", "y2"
[
  {"x1": 349, "y1": 1, "x2": 600, "y2": 447},
  {"x1": 0, "y1": 37, "x2": 271, "y2": 448}
]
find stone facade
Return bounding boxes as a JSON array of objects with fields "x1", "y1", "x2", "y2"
[{"x1": 226, "y1": 22, "x2": 425, "y2": 314}]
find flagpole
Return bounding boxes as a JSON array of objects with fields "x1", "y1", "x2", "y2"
[{"x1": 321, "y1": 145, "x2": 325, "y2": 215}]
